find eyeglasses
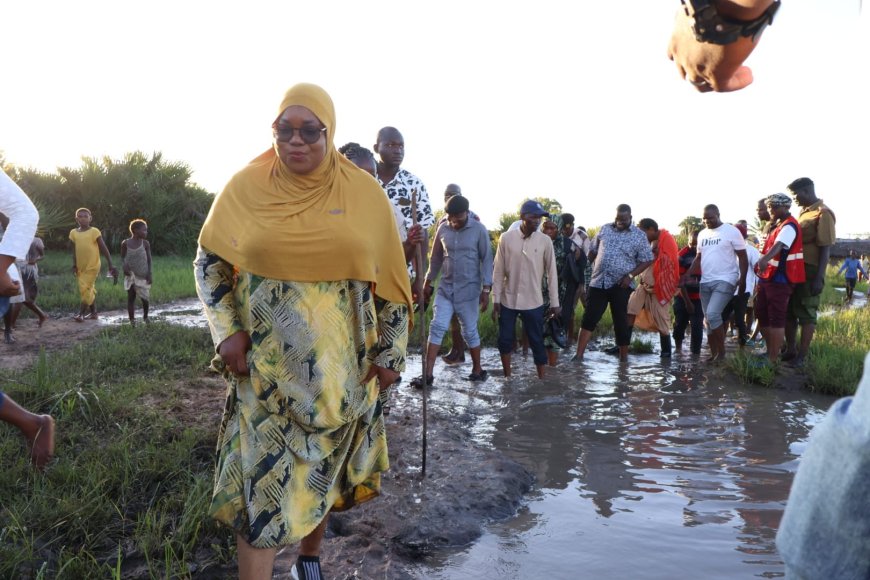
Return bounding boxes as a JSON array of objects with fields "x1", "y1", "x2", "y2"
[{"x1": 272, "y1": 125, "x2": 326, "y2": 145}]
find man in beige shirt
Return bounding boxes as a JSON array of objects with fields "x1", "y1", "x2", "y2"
[{"x1": 492, "y1": 200, "x2": 560, "y2": 378}]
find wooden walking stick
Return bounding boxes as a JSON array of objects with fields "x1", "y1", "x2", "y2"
[{"x1": 411, "y1": 189, "x2": 428, "y2": 477}]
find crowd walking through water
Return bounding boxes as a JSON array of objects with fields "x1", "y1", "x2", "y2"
[
  {"x1": 3, "y1": 2, "x2": 870, "y2": 573},
  {"x1": 2, "y1": 84, "x2": 868, "y2": 577}
]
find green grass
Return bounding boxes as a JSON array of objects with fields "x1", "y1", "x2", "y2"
[
  {"x1": 630, "y1": 337, "x2": 654, "y2": 354},
  {"x1": 22, "y1": 251, "x2": 197, "y2": 316},
  {"x1": 806, "y1": 306, "x2": 870, "y2": 395},
  {"x1": 727, "y1": 351, "x2": 778, "y2": 387},
  {"x1": 0, "y1": 323, "x2": 235, "y2": 578},
  {"x1": 729, "y1": 267, "x2": 869, "y2": 395}
]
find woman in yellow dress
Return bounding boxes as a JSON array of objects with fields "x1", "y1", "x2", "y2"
[
  {"x1": 69, "y1": 208, "x2": 116, "y2": 321},
  {"x1": 195, "y1": 83, "x2": 411, "y2": 580}
]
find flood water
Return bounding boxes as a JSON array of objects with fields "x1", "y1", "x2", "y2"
[
  {"x1": 100, "y1": 301, "x2": 841, "y2": 578},
  {"x1": 397, "y1": 346, "x2": 836, "y2": 580},
  {"x1": 99, "y1": 298, "x2": 209, "y2": 328}
]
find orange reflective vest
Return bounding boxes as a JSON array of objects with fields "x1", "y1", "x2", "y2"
[{"x1": 760, "y1": 215, "x2": 806, "y2": 283}]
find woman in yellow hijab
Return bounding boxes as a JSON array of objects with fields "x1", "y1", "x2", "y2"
[{"x1": 196, "y1": 83, "x2": 411, "y2": 580}]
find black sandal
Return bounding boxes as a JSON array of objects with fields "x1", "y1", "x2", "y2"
[
  {"x1": 467, "y1": 370, "x2": 488, "y2": 382},
  {"x1": 409, "y1": 375, "x2": 434, "y2": 389}
]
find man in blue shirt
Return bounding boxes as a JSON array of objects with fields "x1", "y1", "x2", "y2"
[
  {"x1": 573, "y1": 204, "x2": 654, "y2": 362},
  {"x1": 414, "y1": 195, "x2": 494, "y2": 385},
  {"x1": 837, "y1": 250, "x2": 866, "y2": 302}
]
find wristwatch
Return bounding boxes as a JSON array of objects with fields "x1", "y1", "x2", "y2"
[{"x1": 681, "y1": 0, "x2": 781, "y2": 45}]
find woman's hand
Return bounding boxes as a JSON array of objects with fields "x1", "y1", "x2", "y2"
[
  {"x1": 218, "y1": 330, "x2": 252, "y2": 376},
  {"x1": 362, "y1": 364, "x2": 401, "y2": 392}
]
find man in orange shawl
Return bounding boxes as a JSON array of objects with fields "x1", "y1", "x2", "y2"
[{"x1": 626, "y1": 218, "x2": 680, "y2": 358}]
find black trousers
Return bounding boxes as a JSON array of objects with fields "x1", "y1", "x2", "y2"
[
  {"x1": 721, "y1": 292, "x2": 750, "y2": 343},
  {"x1": 673, "y1": 295, "x2": 704, "y2": 354},
  {"x1": 581, "y1": 285, "x2": 632, "y2": 346},
  {"x1": 561, "y1": 275, "x2": 580, "y2": 333}
]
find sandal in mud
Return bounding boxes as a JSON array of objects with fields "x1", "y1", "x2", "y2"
[
  {"x1": 72, "y1": 315, "x2": 84, "y2": 323},
  {"x1": 467, "y1": 370, "x2": 488, "y2": 382},
  {"x1": 409, "y1": 375, "x2": 434, "y2": 389}
]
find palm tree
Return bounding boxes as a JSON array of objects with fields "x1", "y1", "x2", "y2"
[{"x1": 678, "y1": 216, "x2": 704, "y2": 238}]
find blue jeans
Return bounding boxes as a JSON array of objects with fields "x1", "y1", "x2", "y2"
[
  {"x1": 498, "y1": 305, "x2": 546, "y2": 366},
  {"x1": 700, "y1": 280, "x2": 736, "y2": 330},
  {"x1": 428, "y1": 294, "x2": 481, "y2": 348}
]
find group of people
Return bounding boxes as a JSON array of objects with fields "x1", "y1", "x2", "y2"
[
  {"x1": 399, "y1": 176, "x2": 838, "y2": 390},
  {"x1": 0, "y1": 205, "x2": 154, "y2": 344},
  {"x1": 570, "y1": 178, "x2": 836, "y2": 371},
  {"x1": 1, "y1": 77, "x2": 857, "y2": 580},
  {"x1": 68, "y1": 208, "x2": 153, "y2": 326}
]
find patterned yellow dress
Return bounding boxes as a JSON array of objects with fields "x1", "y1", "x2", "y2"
[
  {"x1": 69, "y1": 227, "x2": 102, "y2": 304},
  {"x1": 194, "y1": 247, "x2": 408, "y2": 548}
]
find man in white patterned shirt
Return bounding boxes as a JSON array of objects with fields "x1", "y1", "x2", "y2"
[{"x1": 375, "y1": 127, "x2": 434, "y2": 300}]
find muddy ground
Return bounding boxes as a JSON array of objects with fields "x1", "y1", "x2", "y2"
[
  {"x1": 2, "y1": 312, "x2": 535, "y2": 579},
  {"x1": 6, "y1": 295, "x2": 864, "y2": 577}
]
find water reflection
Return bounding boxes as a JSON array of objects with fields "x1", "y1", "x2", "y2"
[
  {"x1": 99, "y1": 298, "x2": 208, "y2": 328},
  {"x1": 109, "y1": 305, "x2": 833, "y2": 577},
  {"x1": 408, "y1": 347, "x2": 833, "y2": 579}
]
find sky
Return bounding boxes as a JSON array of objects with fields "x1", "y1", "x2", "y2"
[{"x1": 2, "y1": 0, "x2": 868, "y2": 236}]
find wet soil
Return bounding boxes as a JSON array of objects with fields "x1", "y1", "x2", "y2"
[
  {"x1": 1, "y1": 314, "x2": 107, "y2": 372},
  {"x1": 5, "y1": 296, "x2": 864, "y2": 578},
  {"x1": 2, "y1": 313, "x2": 535, "y2": 580}
]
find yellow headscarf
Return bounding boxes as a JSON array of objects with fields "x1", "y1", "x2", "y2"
[{"x1": 198, "y1": 83, "x2": 412, "y2": 312}]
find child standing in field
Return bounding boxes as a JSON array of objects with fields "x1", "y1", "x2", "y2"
[
  {"x1": 120, "y1": 219, "x2": 152, "y2": 325},
  {"x1": 69, "y1": 208, "x2": 116, "y2": 322}
]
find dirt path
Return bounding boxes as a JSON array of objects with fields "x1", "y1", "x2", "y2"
[{"x1": 1, "y1": 315, "x2": 108, "y2": 372}]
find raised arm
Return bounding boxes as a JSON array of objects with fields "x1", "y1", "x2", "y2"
[{"x1": 668, "y1": 0, "x2": 779, "y2": 92}]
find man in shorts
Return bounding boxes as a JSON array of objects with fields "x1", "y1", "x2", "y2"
[{"x1": 783, "y1": 178, "x2": 835, "y2": 367}]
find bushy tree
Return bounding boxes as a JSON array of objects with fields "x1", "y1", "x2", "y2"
[{"x1": 10, "y1": 152, "x2": 213, "y2": 255}]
